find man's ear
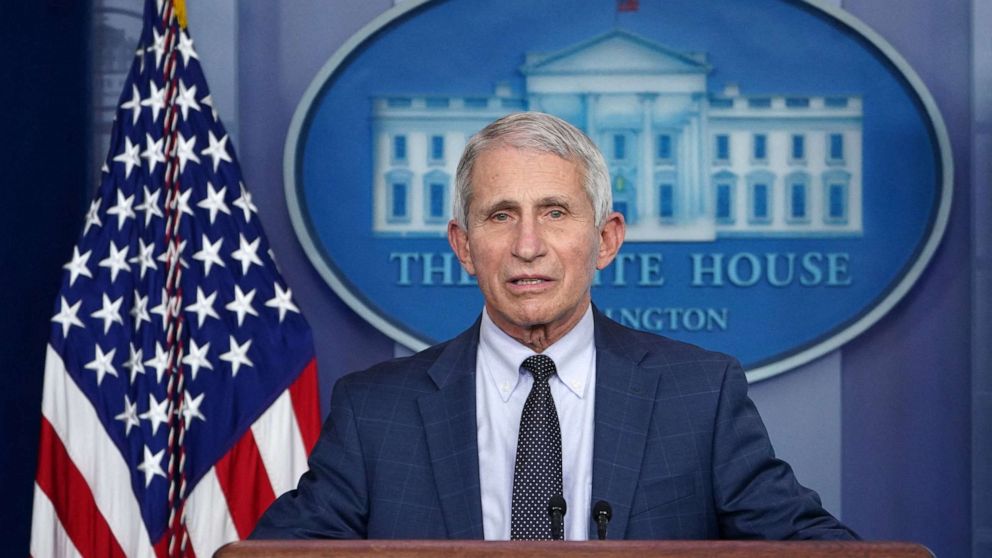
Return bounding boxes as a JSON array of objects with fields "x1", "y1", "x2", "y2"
[
  {"x1": 448, "y1": 219, "x2": 476, "y2": 275},
  {"x1": 596, "y1": 211, "x2": 626, "y2": 270}
]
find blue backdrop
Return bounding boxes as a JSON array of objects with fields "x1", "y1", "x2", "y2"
[{"x1": 0, "y1": 2, "x2": 978, "y2": 557}]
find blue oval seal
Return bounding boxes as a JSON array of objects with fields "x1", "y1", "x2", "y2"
[{"x1": 285, "y1": 0, "x2": 952, "y2": 381}]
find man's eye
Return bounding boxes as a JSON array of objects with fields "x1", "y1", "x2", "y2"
[
  {"x1": 492, "y1": 212, "x2": 510, "y2": 221},
  {"x1": 548, "y1": 209, "x2": 564, "y2": 219}
]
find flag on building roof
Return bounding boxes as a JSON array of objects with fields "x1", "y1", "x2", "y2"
[
  {"x1": 30, "y1": 0, "x2": 320, "y2": 556},
  {"x1": 617, "y1": 0, "x2": 640, "y2": 12}
]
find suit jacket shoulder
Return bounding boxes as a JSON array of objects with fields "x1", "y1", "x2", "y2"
[
  {"x1": 251, "y1": 320, "x2": 483, "y2": 540},
  {"x1": 590, "y1": 308, "x2": 857, "y2": 540},
  {"x1": 594, "y1": 307, "x2": 738, "y2": 368}
]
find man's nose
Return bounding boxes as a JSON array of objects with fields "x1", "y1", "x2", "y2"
[{"x1": 511, "y1": 215, "x2": 547, "y2": 261}]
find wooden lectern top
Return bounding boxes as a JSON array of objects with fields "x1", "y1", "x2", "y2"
[{"x1": 215, "y1": 540, "x2": 932, "y2": 558}]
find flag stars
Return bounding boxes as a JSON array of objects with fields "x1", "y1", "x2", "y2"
[
  {"x1": 106, "y1": 190, "x2": 136, "y2": 230},
  {"x1": 136, "y1": 186, "x2": 164, "y2": 226},
  {"x1": 266, "y1": 283, "x2": 300, "y2": 323},
  {"x1": 140, "y1": 394, "x2": 170, "y2": 436},
  {"x1": 186, "y1": 287, "x2": 220, "y2": 327},
  {"x1": 129, "y1": 238, "x2": 158, "y2": 280},
  {"x1": 175, "y1": 133, "x2": 200, "y2": 173},
  {"x1": 115, "y1": 395, "x2": 140, "y2": 436},
  {"x1": 91, "y1": 293, "x2": 124, "y2": 334},
  {"x1": 142, "y1": 80, "x2": 166, "y2": 123},
  {"x1": 176, "y1": 30, "x2": 199, "y2": 66},
  {"x1": 51, "y1": 296, "x2": 84, "y2": 338},
  {"x1": 201, "y1": 131, "x2": 232, "y2": 172},
  {"x1": 144, "y1": 341, "x2": 170, "y2": 383},
  {"x1": 225, "y1": 285, "x2": 258, "y2": 327},
  {"x1": 99, "y1": 241, "x2": 132, "y2": 282},
  {"x1": 197, "y1": 182, "x2": 231, "y2": 224},
  {"x1": 149, "y1": 288, "x2": 171, "y2": 328},
  {"x1": 113, "y1": 136, "x2": 142, "y2": 179},
  {"x1": 233, "y1": 182, "x2": 258, "y2": 222},
  {"x1": 172, "y1": 188, "x2": 195, "y2": 218},
  {"x1": 220, "y1": 336, "x2": 253, "y2": 377},
  {"x1": 85, "y1": 344, "x2": 118, "y2": 386},
  {"x1": 183, "y1": 339, "x2": 213, "y2": 380},
  {"x1": 182, "y1": 391, "x2": 206, "y2": 425},
  {"x1": 231, "y1": 234, "x2": 263, "y2": 275},
  {"x1": 175, "y1": 80, "x2": 201, "y2": 121},
  {"x1": 130, "y1": 290, "x2": 152, "y2": 331},
  {"x1": 137, "y1": 446, "x2": 167, "y2": 488},
  {"x1": 123, "y1": 342, "x2": 145, "y2": 384},
  {"x1": 193, "y1": 234, "x2": 225, "y2": 276},
  {"x1": 63, "y1": 246, "x2": 93, "y2": 286},
  {"x1": 141, "y1": 133, "x2": 166, "y2": 175},
  {"x1": 201, "y1": 94, "x2": 220, "y2": 121},
  {"x1": 83, "y1": 198, "x2": 103, "y2": 235},
  {"x1": 134, "y1": 44, "x2": 146, "y2": 74},
  {"x1": 121, "y1": 84, "x2": 142, "y2": 125},
  {"x1": 146, "y1": 27, "x2": 166, "y2": 69}
]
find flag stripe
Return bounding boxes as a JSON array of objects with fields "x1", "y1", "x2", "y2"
[
  {"x1": 289, "y1": 358, "x2": 321, "y2": 453},
  {"x1": 153, "y1": 532, "x2": 170, "y2": 558},
  {"x1": 253, "y1": 387, "x2": 307, "y2": 497},
  {"x1": 213, "y1": 430, "x2": 277, "y2": 539},
  {"x1": 183, "y1": 468, "x2": 235, "y2": 558},
  {"x1": 31, "y1": 484, "x2": 85, "y2": 558},
  {"x1": 35, "y1": 417, "x2": 127, "y2": 558},
  {"x1": 41, "y1": 345, "x2": 157, "y2": 558}
]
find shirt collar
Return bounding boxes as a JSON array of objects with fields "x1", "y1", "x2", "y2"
[{"x1": 479, "y1": 306, "x2": 595, "y2": 402}]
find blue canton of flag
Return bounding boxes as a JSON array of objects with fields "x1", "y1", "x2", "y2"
[{"x1": 31, "y1": 1, "x2": 321, "y2": 557}]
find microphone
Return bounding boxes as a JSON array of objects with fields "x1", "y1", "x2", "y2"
[
  {"x1": 548, "y1": 494, "x2": 567, "y2": 540},
  {"x1": 592, "y1": 500, "x2": 612, "y2": 540}
]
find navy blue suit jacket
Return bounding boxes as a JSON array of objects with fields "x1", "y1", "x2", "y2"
[{"x1": 252, "y1": 309, "x2": 856, "y2": 540}]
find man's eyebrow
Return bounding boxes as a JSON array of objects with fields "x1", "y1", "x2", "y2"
[
  {"x1": 477, "y1": 199, "x2": 520, "y2": 216},
  {"x1": 477, "y1": 196, "x2": 574, "y2": 216},
  {"x1": 536, "y1": 196, "x2": 571, "y2": 209}
]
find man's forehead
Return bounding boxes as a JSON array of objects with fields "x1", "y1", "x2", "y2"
[
  {"x1": 472, "y1": 148, "x2": 582, "y2": 188},
  {"x1": 474, "y1": 145, "x2": 576, "y2": 168}
]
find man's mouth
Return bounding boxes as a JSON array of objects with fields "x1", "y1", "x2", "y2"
[{"x1": 513, "y1": 278, "x2": 545, "y2": 285}]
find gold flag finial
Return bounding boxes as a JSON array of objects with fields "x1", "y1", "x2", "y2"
[{"x1": 173, "y1": 0, "x2": 188, "y2": 29}]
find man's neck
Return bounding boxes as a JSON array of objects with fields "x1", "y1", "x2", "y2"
[{"x1": 486, "y1": 301, "x2": 592, "y2": 353}]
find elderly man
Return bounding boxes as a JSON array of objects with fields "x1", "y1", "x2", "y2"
[{"x1": 252, "y1": 112, "x2": 856, "y2": 540}]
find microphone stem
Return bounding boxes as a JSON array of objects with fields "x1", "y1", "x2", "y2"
[{"x1": 551, "y1": 511, "x2": 564, "y2": 540}]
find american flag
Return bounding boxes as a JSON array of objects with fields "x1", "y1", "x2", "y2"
[
  {"x1": 617, "y1": 0, "x2": 640, "y2": 12},
  {"x1": 30, "y1": 1, "x2": 320, "y2": 556}
]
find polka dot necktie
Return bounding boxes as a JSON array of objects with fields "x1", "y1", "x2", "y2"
[{"x1": 510, "y1": 354, "x2": 563, "y2": 540}]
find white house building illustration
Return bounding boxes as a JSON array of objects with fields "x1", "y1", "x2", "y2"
[{"x1": 370, "y1": 30, "x2": 862, "y2": 241}]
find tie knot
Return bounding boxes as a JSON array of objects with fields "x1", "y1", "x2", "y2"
[{"x1": 521, "y1": 354, "x2": 557, "y2": 383}]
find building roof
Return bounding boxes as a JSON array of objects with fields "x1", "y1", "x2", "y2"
[{"x1": 520, "y1": 29, "x2": 711, "y2": 76}]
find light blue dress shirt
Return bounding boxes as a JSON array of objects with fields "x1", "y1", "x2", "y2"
[{"x1": 476, "y1": 306, "x2": 596, "y2": 540}]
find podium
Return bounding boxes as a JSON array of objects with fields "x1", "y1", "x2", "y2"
[{"x1": 215, "y1": 540, "x2": 932, "y2": 557}]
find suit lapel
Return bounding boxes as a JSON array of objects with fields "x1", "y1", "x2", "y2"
[
  {"x1": 590, "y1": 310, "x2": 659, "y2": 539},
  {"x1": 417, "y1": 323, "x2": 485, "y2": 539}
]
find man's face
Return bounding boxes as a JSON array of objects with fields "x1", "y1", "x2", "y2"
[{"x1": 448, "y1": 147, "x2": 624, "y2": 347}]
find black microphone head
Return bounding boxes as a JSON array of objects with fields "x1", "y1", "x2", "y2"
[
  {"x1": 592, "y1": 500, "x2": 612, "y2": 520},
  {"x1": 548, "y1": 494, "x2": 567, "y2": 515}
]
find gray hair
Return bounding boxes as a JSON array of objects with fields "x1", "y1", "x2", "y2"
[{"x1": 453, "y1": 112, "x2": 612, "y2": 228}]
